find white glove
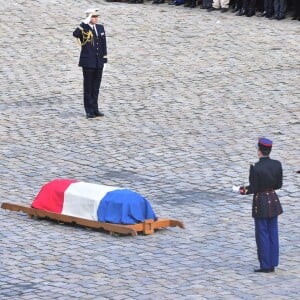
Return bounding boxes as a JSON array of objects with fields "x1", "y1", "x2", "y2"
[
  {"x1": 103, "y1": 64, "x2": 107, "y2": 71},
  {"x1": 83, "y1": 13, "x2": 92, "y2": 24},
  {"x1": 232, "y1": 185, "x2": 240, "y2": 193}
]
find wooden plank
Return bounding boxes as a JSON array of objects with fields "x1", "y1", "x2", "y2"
[
  {"x1": 126, "y1": 218, "x2": 185, "y2": 234},
  {"x1": 1, "y1": 202, "x2": 185, "y2": 236},
  {"x1": 1, "y1": 203, "x2": 137, "y2": 236}
]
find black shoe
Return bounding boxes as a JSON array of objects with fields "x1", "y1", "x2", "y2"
[
  {"x1": 231, "y1": 7, "x2": 239, "y2": 13},
  {"x1": 269, "y1": 15, "x2": 278, "y2": 20},
  {"x1": 86, "y1": 113, "x2": 96, "y2": 119},
  {"x1": 254, "y1": 268, "x2": 272, "y2": 273},
  {"x1": 257, "y1": 11, "x2": 266, "y2": 17},
  {"x1": 221, "y1": 8, "x2": 228, "y2": 13},
  {"x1": 207, "y1": 7, "x2": 218, "y2": 12},
  {"x1": 247, "y1": 11, "x2": 255, "y2": 17},
  {"x1": 277, "y1": 15, "x2": 285, "y2": 20},
  {"x1": 95, "y1": 111, "x2": 105, "y2": 117},
  {"x1": 236, "y1": 9, "x2": 246, "y2": 16}
]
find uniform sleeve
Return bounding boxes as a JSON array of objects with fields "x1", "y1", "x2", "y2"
[
  {"x1": 73, "y1": 23, "x2": 89, "y2": 39},
  {"x1": 102, "y1": 26, "x2": 108, "y2": 63},
  {"x1": 274, "y1": 162, "x2": 283, "y2": 190},
  {"x1": 245, "y1": 165, "x2": 258, "y2": 194}
]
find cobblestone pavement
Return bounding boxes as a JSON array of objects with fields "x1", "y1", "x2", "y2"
[{"x1": 0, "y1": 0, "x2": 299, "y2": 299}]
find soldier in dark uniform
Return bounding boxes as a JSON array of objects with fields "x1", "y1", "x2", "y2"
[
  {"x1": 257, "y1": 0, "x2": 274, "y2": 18},
  {"x1": 236, "y1": 0, "x2": 256, "y2": 16},
  {"x1": 239, "y1": 138, "x2": 283, "y2": 273},
  {"x1": 73, "y1": 9, "x2": 107, "y2": 119},
  {"x1": 231, "y1": 0, "x2": 243, "y2": 12},
  {"x1": 292, "y1": 0, "x2": 300, "y2": 20}
]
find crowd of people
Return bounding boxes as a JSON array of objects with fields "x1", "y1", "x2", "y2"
[{"x1": 119, "y1": 0, "x2": 300, "y2": 21}]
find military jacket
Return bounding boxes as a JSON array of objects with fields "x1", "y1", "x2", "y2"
[
  {"x1": 245, "y1": 157, "x2": 283, "y2": 218},
  {"x1": 73, "y1": 23, "x2": 107, "y2": 69}
]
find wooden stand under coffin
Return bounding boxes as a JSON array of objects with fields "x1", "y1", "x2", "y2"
[{"x1": 1, "y1": 203, "x2": 185, "y2": 236}]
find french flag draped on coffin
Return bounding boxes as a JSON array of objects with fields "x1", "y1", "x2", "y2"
[{"x1": 31, "y1": 179, "x2": 157, "y2": 225}]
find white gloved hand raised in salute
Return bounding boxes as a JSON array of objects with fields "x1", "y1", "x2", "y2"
[
  {"x1": 83, "y1": 8, "x2": 99, "y2": 24},
  {"x1": 83, "y1": 13, "x2": 92, "y2": 24}
]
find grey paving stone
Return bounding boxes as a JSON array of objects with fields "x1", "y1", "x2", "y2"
[{"x1": 0, "y1": 0, "x2": 299, "y2": 299}]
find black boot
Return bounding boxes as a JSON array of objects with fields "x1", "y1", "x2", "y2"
[
  {"x1": 236, "y1": 9, "x2": 246, "y2": 16},
  {"x1": 190, "y1": 0, "x2": 196, "y2": 8},
  {"x1": 184, "y1": 0, "x2": 191, "y2": 7}
]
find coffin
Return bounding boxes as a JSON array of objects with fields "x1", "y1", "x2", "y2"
[
  {"x1": 1, "y1": 179, "x2": 184, "y2": 236},
  {"x1": 31, "y1": 179, "x2": 157, "y2": 225}
]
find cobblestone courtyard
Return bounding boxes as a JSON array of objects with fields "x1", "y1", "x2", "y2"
[{"x1": 0, "y1": 0, "x2": 299, "y2": 299}]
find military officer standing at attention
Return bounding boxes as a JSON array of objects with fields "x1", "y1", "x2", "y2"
[
  {"x1": 234, "y1": 138, "x2": 283, "y2": 273},
  {"x1": 73, "y1": 9, "x2": 107, "y2": 119}
]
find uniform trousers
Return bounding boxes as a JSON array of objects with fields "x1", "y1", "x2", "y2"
[
  {"x1": 213, "y1": 0, "x2": 230, "y2": 8},
  {"x1": 234, "y1": 0, "x2": 243, "y2": 9},
  {"x1": 255, "y1": 216, "x2": 279, "y2": 270},
  {"x1": 294, "y1": 0, "x2": 300, "y2": 17},
  {"x1": 202, "y1": 0, "x2": 212, "y2": 7},
  {"x1": 242, "y1": 0, "x2": 256, "y2": 12},
  {"x1": 293, "y1": 0, "x2": 300, "y2": 17},
  {"x1": 82, "y1": 67, "x2": 103, "y2": 115},
  {"x1": 274, "y1": 0, "x2": 286, "y2": 17},
  {"x1": 264, "y1": 0, "x2": 274, "y2": 16}
]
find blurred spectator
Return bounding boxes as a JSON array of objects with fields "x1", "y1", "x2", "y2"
[
  {"x1": 173, "y1": 0, "x2": 185, "y2": 5},
  {"x1": 236, "y1": 0, "x2": 256, "y2": 16},
  {"x1": 184, "y1": 0, "x2": 197, "y2": 8},
  {"x1": 292, "y1": 0, "x2": 300, "y2": 20},
  {"x1": 257, "y1": 0, "x2": 274, "y2": 17},
  {"x1": 272, "y1": 0, "x2": 287, "y2": 19},
  {"x1": 231, "y1": 0, "x2": 243, "y2": 12},
  {"x1": 208, "y1": 0, "x2": 230, "y2": 12},
  {"x1": 200, "y1": 0, "x2": 212, "y2": 9}
]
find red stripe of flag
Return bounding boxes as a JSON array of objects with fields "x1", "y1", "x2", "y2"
[{"x1": 31, "y1": 179, "x2": 77, "y2": 213}]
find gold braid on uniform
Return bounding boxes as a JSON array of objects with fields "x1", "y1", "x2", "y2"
[{"x1": 77, "y1": 27, "x2": 94, "y2": 47}]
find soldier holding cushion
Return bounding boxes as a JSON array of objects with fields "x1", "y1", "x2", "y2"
[{"x1": 237, "y1": 138, "x2": 283, "y2": 273}]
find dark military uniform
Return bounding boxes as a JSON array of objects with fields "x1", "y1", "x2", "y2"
[
  {"x1": 243, "y1": 156, "x2": 283, "y2": 271},
  {"x1": 73, "y1": 23, "x2": 107, "y2": 117},
  {"x1": 236, "y1": 0, "x2": 256, "y2": 15},
  {"x1": 273, "y1": 0, "x2": 287, "y2": 19},
  {"x1": 264, "y1": 0, "x2": 274, "y2": 18},
  {"x1": 292, "y1": 0, "x2": 300, "y2": 20}
]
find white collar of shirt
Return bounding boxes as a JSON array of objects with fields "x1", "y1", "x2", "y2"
[{"x1": 89, "y1": 24, "x2": 98, "y2": 36}]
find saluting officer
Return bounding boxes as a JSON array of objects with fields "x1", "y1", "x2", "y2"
[
  {"x1": 239, "y1": 138, "x2": 283, "y2": 273},
  {"x1": 73, "y1": 9, "x2": 107, "y2": 119}
]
